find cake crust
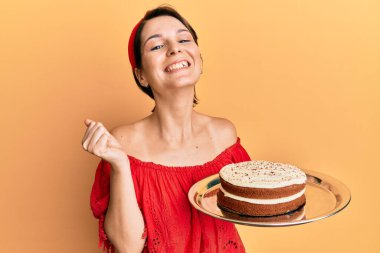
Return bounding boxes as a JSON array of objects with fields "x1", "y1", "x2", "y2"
[{"x1": 217, "y1": 189, "x2": 306, "y2": 216}]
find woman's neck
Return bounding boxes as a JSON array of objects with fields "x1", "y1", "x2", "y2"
[{"x1": 150, "y1": 92, "x2": 197, "y2": 146}]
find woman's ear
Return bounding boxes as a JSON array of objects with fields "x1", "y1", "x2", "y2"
[{"x1": 134, "y1": 68, "x2": 148, "y2": 87}]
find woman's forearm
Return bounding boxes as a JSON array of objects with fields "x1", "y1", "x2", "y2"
[{"x1": 104, "y1": 160, "x2": 146, "y2": 253}]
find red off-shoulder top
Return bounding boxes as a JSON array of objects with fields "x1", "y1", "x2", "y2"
[{"x1": 90, "y1": 137, "x2": 251, "y2": 253}]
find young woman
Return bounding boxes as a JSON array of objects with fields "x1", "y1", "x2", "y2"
[{"x1": 82, "y1": 6, "x2": 251, "y2": 253}]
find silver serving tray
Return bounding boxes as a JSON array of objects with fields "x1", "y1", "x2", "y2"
[{"x1": 188, "y1": 169, "x2": 351, "y2": 227}]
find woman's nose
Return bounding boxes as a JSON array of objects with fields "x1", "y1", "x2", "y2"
[{"x1": 167, "y1": 42, "x2": 182, "y2": 56}]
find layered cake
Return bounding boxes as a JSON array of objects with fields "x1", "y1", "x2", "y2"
[{"x1": 217, "y1": 161, "x2": 307, "y2": 216}]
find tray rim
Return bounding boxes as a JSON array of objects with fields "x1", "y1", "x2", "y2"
[{"x1": 188, "y1": 169, "x2": 351, "y2": 227}]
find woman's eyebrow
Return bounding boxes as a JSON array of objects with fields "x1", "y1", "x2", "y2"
[{"x1": 143, "y1": 29, "x2": 190, "y2": 47}]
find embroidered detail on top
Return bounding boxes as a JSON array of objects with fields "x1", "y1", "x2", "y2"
[{"x1": 224, "y1": 239, "x2": 239, "y2": 250}]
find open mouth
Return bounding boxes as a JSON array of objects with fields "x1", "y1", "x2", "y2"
[{"x1": 164, "y1": 60, "x2": 191, "y2": 72}]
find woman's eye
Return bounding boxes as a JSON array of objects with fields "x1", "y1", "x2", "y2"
[
  {"x1": 151, "y1": 45, "x2": 163, "y2": 51},
  {"x1": 179, "y1": 40, "x2": 191, "y2": 43}
]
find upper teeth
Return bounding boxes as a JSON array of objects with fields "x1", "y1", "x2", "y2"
[{"x1": 166, "y1": 61, "x2": 189, "y2": 72}]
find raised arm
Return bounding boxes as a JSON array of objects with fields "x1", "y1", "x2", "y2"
[{"x1": 82, "y1": 119, "x2": 145, "y2": 253}]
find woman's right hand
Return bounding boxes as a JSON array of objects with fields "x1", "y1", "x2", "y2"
[{"x1": 82, "y1": 119, "x2": 127, "y2": 166}]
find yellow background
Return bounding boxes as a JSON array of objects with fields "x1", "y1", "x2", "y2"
[{"x1": 1, "y1": 0, "x2": 379, "y2": 252}]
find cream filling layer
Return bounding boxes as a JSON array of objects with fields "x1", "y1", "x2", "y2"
[{"x1": 219, "y1": 186, "x2": 305, "y2": 205}]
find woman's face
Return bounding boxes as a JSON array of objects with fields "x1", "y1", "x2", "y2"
[{"x1": 137, "y1": 15, "x2": 202, "y2": 94}]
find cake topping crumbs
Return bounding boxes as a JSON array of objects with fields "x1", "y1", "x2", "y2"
[{"x1": 219, "y1": 160, "x2": 307, "y2": 188}]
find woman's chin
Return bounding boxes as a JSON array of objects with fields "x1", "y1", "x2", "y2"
[{"x1": 165, "y1": 76, "x2": 199, "y2": 88}]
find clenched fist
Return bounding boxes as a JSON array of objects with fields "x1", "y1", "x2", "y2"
[{"x1": 82, "y1": 119, "x2": 127, "y2": 166}]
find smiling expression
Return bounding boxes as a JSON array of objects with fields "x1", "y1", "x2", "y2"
[{"x1": 136, "y1": 16, "x2": 202, "y2": 94}]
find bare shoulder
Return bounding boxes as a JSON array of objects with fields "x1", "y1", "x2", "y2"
[{"x1": 201, "y1": 114, "x2": 238, "y2": 148}]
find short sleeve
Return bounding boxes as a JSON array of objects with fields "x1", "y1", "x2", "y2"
[{"x1": 90, "y1": 160, "x2": 116, "y2": 253}]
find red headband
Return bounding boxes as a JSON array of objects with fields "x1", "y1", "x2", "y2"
[{"x1": 128, "y1": 20, "x2": 142, "y2": 70}]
